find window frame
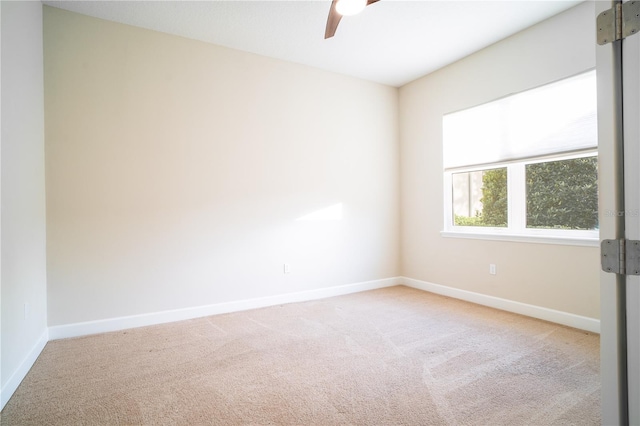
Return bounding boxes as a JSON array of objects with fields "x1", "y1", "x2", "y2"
[{"x1": 442, "y1": 150, "x2": 599, "y2": 247}]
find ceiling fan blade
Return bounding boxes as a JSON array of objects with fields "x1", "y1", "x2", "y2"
[
  {"x1": 325, "y1": 0, "x2": 342, "y2": 39},
  {"x1": 324, "y1": 0, "x2": 380, "y2": 39}
]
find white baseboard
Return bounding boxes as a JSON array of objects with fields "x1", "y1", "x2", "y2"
[
  {"x1": 1, "y1": 329, "x2": 48, "y2": 410},
  {"x1": 400, "y1": 277, "x2": 600, "y2": 333},
  {"x1": 48, "y1": 277, "x2": 401, "y2": 340},
  {"x1": 49, "y1": 276, "x2": 600, "y2": 339}
]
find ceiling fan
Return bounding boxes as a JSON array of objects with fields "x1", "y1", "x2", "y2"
[{"x1": 325, "y1": 0, "x2": 380, "y2": 39}]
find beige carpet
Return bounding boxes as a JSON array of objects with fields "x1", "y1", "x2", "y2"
[{"x1": 2, "y1": 286, "x2": 600, "y2": 425}]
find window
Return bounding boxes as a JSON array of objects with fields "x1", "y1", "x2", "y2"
[{"x1": 442, "y1": 71, "x2": 598, "y2": 245}]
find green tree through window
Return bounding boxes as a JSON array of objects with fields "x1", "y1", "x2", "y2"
[
  {"x1": 481, "y1": 168, "x2": 508, "y2": 227},
  {"x1": 453, "y1": 168, "x2": 507, "y2": 227},
  {"x1": 526, "y1": 157, "x2": 598, "y2": 230}
]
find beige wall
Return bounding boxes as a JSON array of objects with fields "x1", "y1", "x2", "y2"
[
  {"x1": 44, "y1": 7, "x2": 399, "y2": 326},
  {"x1": 1, "y1": 1, "x2": 48, "y2": 403},
  {"x1": 399, "y1": 2, "x2": 600, "y2": 319},
  {"x1": 43, "y1": 2, "x2": 599, "y2": 328}
]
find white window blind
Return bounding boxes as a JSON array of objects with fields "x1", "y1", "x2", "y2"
[{"x1": 443, "y1": 70, "x2": 597, "y2": 170}]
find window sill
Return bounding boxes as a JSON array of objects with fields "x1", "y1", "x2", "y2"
[{"x1": 440, "y1": 230, "x2": 599, "y2": 247}]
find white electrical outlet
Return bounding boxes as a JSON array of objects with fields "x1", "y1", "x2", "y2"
[
  {"x1": 489, "y1": 264, "x2": 497, "y2": 275},
  {"x1": 284, "y1": 263, "x2": 291, "y2": 274}
]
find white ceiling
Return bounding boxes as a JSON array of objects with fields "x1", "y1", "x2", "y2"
[{"x1": 43, "y1": 0, "x2": 584, "y2": 87}]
